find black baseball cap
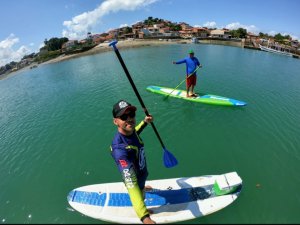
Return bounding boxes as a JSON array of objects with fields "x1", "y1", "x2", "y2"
[{"x1": 112, "y1": 100, "x2": 137, "y2": 118}]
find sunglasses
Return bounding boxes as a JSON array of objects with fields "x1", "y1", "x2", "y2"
[{"x1": 118, "y1": 111, "x2": 136, "y2": 121}]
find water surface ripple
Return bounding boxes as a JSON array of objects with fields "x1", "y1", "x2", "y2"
[{"x1": 0, "y1": 44, "x2": 300, "y2": 223}]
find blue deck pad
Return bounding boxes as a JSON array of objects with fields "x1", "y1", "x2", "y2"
[
  {"x1": 68, "y1": 191, "x2": 107, "y2": 206},
  {"x1": 176, "y1": 91, "x2": 182, "y2": 96},
  {"x1": 68, "y1": 186, "x2": 214, "y2": 207}
]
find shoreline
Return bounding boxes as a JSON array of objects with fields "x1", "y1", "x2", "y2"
[
  {"x1": 43, "y1": 39, "x2": 184, "y2": 65},
  {"x1": 1, "y1": 38, "x2": 298, "y2": 81},
  {"x1": 1, "y1": 39, "x2": 177, "y2": 81},
  {"x1": 0, "y1": 38, "x2": 251, "y2": 80}
]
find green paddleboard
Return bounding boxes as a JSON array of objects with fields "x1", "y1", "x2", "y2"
[{"x1": 146, "y1": 86, "x2": 247, "y2": 106}]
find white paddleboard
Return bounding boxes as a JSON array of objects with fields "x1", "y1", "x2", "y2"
[{"x1": 67, "y1": 172, "x2": 242, "y2": 224}]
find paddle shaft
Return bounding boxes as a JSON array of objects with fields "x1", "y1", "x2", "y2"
[
  {"x1": 167, "y1": 65, "x2": 201, "y2": 97},
  {"x1": 111, "y1": 43, "x2": 167, "y2": 149}
]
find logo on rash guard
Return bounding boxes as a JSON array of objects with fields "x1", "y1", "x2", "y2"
[
  {"x1": 119, "y1": 159, "x2": 128, "y2": 168},
  {"x1": 123, "y1": 169, "x2": 134, "y2": 188}
]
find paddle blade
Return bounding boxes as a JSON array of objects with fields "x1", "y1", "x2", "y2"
[{"x1": 163, "y1": 148, "x2": 178, "y2": 168}]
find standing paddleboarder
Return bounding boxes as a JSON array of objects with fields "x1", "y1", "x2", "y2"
[{"x1": 173, "y1": 49, "x2": 202, "y2": 97}]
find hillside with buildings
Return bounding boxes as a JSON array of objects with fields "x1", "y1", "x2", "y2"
[{"x1": 1, "y1": 17, "x2": 299, "y2": 76}]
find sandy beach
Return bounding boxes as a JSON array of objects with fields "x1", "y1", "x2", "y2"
[
  {"x1": 0, "y1": 39, "x2": 183, "y2": 81},
  {"x1": 43, "y1": 39, "x2": 185, "y2": 65}
]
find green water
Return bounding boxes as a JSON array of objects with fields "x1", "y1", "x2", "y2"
[{"x1": 1, "y1": 43, "x2": 300, "y2": 224}]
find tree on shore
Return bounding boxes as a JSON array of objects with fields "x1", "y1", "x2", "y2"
[
  {"x1": 144, "y1": 16, "x2": 164, "y2": 25},
  {"x1": 274, "y1": 33, "x2": 291, "y2": 45},
  {"x1": 43, "y1": 37, "x2": 69, "y2": 51},
  {"x1": 259, "y1": 32, "x2": 271, "y2": 39},
  {"x1": 168, "y1": 23, "x2": 181, "y2": 31},
  {"x1": 144, "y1": 16, "x2": 181, "y2": 31},
  {"x1": 123, "y1": 26, "x2": 133, "y2": 34},
  {"x1": 229, "y1": 28, "x2": 247, "y2": 38}
]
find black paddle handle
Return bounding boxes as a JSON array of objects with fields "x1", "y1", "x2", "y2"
[{"x1": 109, "y1": 41, "x2": 166, "y2": 149}]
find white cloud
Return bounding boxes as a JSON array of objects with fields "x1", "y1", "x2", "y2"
[
  {"x1": 39, "y1": 42, "x2": 45, "y2": 49},
  {"x1": 268, "y1": 30, "x2": 276, "y2": 36},
  {"x1": 267, "y1": 31, "x2": 298, "y2": 41},
  {"x1": 107, "y1": 28, "x2": 115, "y2": 32},
  {"x1": 119, "y1": 24, "x2": 129, "y2": 28},
  {"x1": 131, "y1": 20, "x2": 142, "y2": 26},
  {"x1": 0, "y1": 34, "x2": 32, "y2": 67},
  {"x1": 283, "y1": 33, "x2": 299, "y2": 40},
  {"x1": 291, "y1": 35, "x2": 299, "y2": 41},
  {"x1": 202, "y1": 21, "x2": 260, "y2": 34},
  {"x1": 203, "y1": 21, "x2": 217, "y2": 28},
  {"x1": 225, "y1": 22, "x2": 259, "y2": 34},
  {"x1": 62, "y1": 0, "x2": 159, "y2": 40}
]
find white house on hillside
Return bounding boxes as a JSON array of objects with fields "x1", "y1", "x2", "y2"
[{"x1": 210, "y1": 29, "x2": 231, "y2": 39}]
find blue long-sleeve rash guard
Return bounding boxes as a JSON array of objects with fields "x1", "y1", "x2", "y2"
[
  {"x1": 110, "y1": 120, "x2": 149, "y2": 221},
  {"x1": 175, "y1": 57, "x2": 200, "y2": 75}
]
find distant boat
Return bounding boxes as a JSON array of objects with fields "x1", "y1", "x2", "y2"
[
  {"x1": 191, "y1": 37, "x2": 198, "y2": 43},
  {"x1": 259, "y1": 44, "x2": 293, "y2": 57}
]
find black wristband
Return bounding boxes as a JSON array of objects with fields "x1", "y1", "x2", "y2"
[{"x1": 140, "y1": 214, "x2": 150, "y2": 222}]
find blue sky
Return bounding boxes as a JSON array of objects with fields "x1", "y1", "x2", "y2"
[{"x1": 1, "y1": 0, "x2": 299, "y2": 67}]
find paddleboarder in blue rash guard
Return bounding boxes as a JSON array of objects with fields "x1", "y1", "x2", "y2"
[
  {"x1": 110, "y1": 100, "x2": 156, "y2": 224},
  {"x1": 173, "y1": 49, "x2": 202, "y2": 97}
]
